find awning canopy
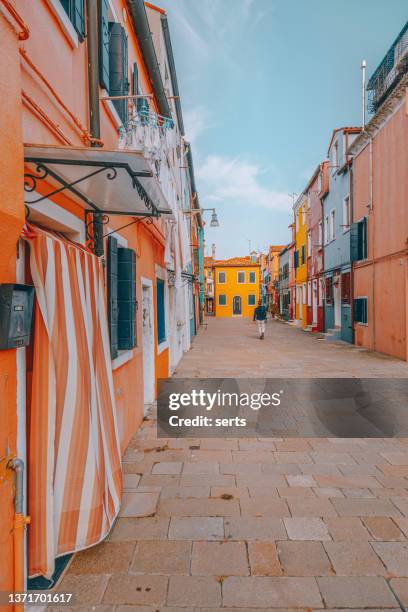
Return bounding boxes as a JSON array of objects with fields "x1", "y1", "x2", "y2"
[{"x1": 24, "y1": 144, "x2": 172, "y2": 217}]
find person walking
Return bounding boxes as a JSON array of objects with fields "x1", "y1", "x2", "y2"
[{"x1": 253, "y1": 299, "x2": 267, "y2": 339}]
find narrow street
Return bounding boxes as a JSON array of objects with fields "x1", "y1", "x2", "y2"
[{"x1": 56, "y1": 318, "x2": 408, "y2": 611}]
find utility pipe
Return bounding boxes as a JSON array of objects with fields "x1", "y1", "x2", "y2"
[
  {"x1": 22, "y1": 90, "x2": 73, "y2": 145},
  {"x1": 0, "y1": 0, "x2": 30, "y2": 40},
  {"x1": 7, "y1": 458, "x2": 30, "y2": 602},
  {"x1": 20, "y1": 49, "x2": 103, "y2": 146}
]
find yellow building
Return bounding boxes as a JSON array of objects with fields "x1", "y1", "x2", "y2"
[
  {"x1": 214, "y1": 256, "x2": 260, "y2": 318},
  {"x1": 294, "y1": 193, "x2": 308, "y2": 326}
]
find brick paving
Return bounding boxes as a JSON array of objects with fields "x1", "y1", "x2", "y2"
[{"x1": 54, "y1": 318, "x2": 408, "y2": 610}]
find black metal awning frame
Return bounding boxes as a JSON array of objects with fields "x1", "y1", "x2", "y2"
[{"x1": 24, "y1": 156, "x2": 171, "y2": 255}]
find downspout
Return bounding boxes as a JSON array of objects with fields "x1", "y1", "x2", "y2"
[
  {"x1": 349, "y1": 160, "x2": 355, "y2": 344},
  {"x1": 85, "y1": 0, "x2": 104, "y2": 255},
  {"x1": 7, "y1": 458, "x2": 30, "y2": 600},
  {"x1": 369, "y1": 136, "x2": 375, "y2": 351}
]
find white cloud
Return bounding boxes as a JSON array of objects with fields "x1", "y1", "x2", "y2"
[
  {"x1": 183, "y1": 106, "x2": 213, "y2": 145},
  {"x1": 197, "y1": 155, "x2": 292, "y2": 212}
]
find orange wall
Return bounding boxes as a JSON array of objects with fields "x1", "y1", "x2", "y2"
[
  {"x1": 353, "y1": 101, "x2": 408, "y2": 359},
  {"x1": 0, "y1": 9, "x2": 26, "y2": 595}
]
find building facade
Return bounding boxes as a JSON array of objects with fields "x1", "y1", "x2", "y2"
[
  {"x1": 323, "y1": 127, "x2": 361, "y2": 342},
  {"x1": 0, "y1": 0, "x2": 201, "y2": 592},
  {"x1": 278, "y1": 246, "x2": 290, "y2": 320},
  {"x1": 293, "y1": 193, "x2": 308, "y2": 326},
  {"x1": 349, "y1": 24, "x2": 408, "y2": 359},
  {"x1": 214, "y1": 256, "x2": 260, "y2": 318}
]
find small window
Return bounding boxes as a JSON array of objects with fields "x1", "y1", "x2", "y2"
[
  {"x1": 341, "y1": 272, "x2": 351, "y2": 304},
  {"x1": 249, "y1": 271, "x2": 256, "y2": 283},
  {"x1": 325, "y1": 276, "x2": 333, "y2": 304},
  {"x1": 237, "y1": 271, "x2": 245, "y2": 283},
  {"x1": 60, "y1": 0, "x2": 85, "y2": 40},
  {"x1": 248, "y1": 294, "x2": 256, "y2": 306},
  {"x1": 307, "y1": 281, "x2": 312, "y2": 306},
  {"x1": 218, "y1": 294, "x2": 227, "y2": 306},
  {"x1": 156, "y1": 279, "x2": 166, "y2": 344},
  {"x1": 354, "y1": 297, "x2": 368, "y2": 324},
  {"x1": 318, "y1": 222, "x2": 323, "y2": 247},
  {"x1": 307, "y1": 231, "x2": 311, "y2": 257},
  {"x1": 324, "y1": 216, "x2": 329, "y2": 244},
  {"x1": 330, "y1": 209, "x2": 336, "y2": 241},
  {"x1": 218, "y1": 271, "x2": 226, "y2": 283},
  {"x1": 343, "y1": 196, "x2": 351, "y2": 231}
]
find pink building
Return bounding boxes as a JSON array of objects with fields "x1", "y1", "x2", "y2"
[{"x1": 349, "y1": 23, "x2": 408, "y2": 359}]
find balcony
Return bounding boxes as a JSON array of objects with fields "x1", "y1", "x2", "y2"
[
  {"x1": 367, "y1": 22, "x2": 408, "y2": 112},
  {"x1": 118, "y1": 99, "x2": 175, "y2": 164}
]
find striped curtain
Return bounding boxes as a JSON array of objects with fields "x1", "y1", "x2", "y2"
[{"x1": 24, "y1": 224, "x2": 122, "y2": 579}]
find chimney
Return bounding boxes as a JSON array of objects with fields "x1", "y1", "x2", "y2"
[{"x1": 212, "y1": 243, "x2": 216, "y2": 260}]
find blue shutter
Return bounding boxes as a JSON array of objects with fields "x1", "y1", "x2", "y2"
[
  {"x1": 294, "y1": 250, "x2": 299, "y2": 268},
  {"x1": 156, "y1": 279, "x2": 166, "y2": 344},
  {"x1": 109, "y1": 22, "x2": 129, "y2": 123},
  {"x1": 350, "y1": 222, "x2": 359, "y2": 261},
  {"x1": 107, "y1": 236, "x2": 119, "y2": 359},
  {"x1": 98, "y1": 0, "x2": 110, "y2": 91},
  {"x1": 118, "y1": 247, "x2": 136, "y2": 350},
  {"x1": 73, "y1": 0, "x2": 85, "y2": 40}
]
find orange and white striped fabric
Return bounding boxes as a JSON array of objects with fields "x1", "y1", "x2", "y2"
[{"x1": 24, "y1": 224, "x2": 122, "y2": 579}]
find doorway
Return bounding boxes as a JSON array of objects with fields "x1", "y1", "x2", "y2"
[
  {"x1": 312, "y1": 279, "x2": 318, "y2": 325},
  {"x1": 233, "y1": 295, "x2": 242, "y2": 316},
  {"x1": 334, "y1": 273, "x2": 341, "y2": 327},
  {"x1": 142, "y1": 280, "x2": 155, "y2": 411}
]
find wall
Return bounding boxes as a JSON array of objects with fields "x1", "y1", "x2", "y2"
[
  {"x1": 353, "y1": 99, "x2": 408, "y2": 359},
  {"x1": 294, "y1": 199, "x2": 307, "y2": 324},
  {"x1": 215, "y1": 266, "x2": 260, "y2": 318},
  {"x1": 0, "y1": 9, "x2": 26, "y2": 594}
]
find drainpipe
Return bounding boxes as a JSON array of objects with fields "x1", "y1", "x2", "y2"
[
  {"x1": 7, "y1": 458, "x2": 30, "y2": 598},
  {"x1": 369, "y1": 136, "x2": 375, "y2": 351},
  {"x1": 350, "y1": 162, "x2": 355, "y2": 344}
]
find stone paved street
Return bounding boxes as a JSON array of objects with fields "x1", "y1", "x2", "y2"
[{"x1": 56, "y1": 318, "x2": 408, "y2": 610}]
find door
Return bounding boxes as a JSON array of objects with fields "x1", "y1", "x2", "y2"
[
  {"x1": 233, "y1": 295, "x2": 242, "y2": 316},
  {"x1": 142, "y1": 282, "x2": 155, "y2": 410},
  {"x1": 334, "y1": 274, "x2": 341, "y2": 327},
  {"x1": 298, "y1": 287, "x2": 302, "y2": 320},
  {"x1": 312, "y1": 279, "x2": 318, "y2": 325}
]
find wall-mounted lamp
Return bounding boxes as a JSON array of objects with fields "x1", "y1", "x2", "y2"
[{"x1": 183, "y1": 207, "x2": 220, "y2": 228}]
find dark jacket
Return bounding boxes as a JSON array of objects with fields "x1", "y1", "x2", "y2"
[{"x1": 253, "y1": 305, "x2": 267, "y2": 321}]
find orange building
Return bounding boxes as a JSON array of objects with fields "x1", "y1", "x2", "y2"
[
  {"x1": 214, "y1": 256, "x2": 260, "y2": 318},
  {"x1": 0, "y1": 0, "x2": 199, "y2": 594}
]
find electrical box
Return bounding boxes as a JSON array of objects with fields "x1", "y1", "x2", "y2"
[{"x1": 0, "y1": 284, "x2": 35, "y2": 350}]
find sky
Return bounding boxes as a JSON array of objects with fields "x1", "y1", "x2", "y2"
[{"x1": 157, "y1": 0, "x2": 407, "y2": 259}]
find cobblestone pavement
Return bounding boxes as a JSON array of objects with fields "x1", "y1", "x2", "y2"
[{"x1": 56, "y1": 318, "x2": 408, "y2": 610}]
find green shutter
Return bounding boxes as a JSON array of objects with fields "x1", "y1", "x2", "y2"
[
  {"x1": 109, "y1": 22, "x2": 129, "y2": 123},
  {"x1": 350, "y1": 222, "x2": 359, "y2": 261},
  {"x1": 73, "y1": 0, "x2": 85, "y2": 39},
  {"x1": 156, "y1": 279, "x2": 166, "y2": 344},
  {"x1": 117, "y1": 247, "x2": 137, "y2": 350},
  {"x1": 98, "y1": 0, "x2": 110, "y2": 91},
  {"x1": 107, "y1": 236, "x2": 119, "y2": 359},
  {"x1": 294, "y1": 250, "x2": 298, "y2": 268}
]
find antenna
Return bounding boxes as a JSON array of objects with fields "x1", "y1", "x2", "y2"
[{"x1": 361, "y1": 60, "x2": 367, "y2": 129}]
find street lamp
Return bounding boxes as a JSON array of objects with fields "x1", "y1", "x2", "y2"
[
  {"x1": 183, "y1": 207, "x2": 220, "y2": 227},
  {"x1": 210, "y1": 210, "x2": 219, "y2": 227}
]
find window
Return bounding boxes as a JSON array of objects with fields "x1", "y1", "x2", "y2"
[
  {"x1": 294, "y1": 250, "x2": 299, "y2": 268},
  {"x1": 156, "y1": 279, "x2": 166, "y2": 344},
  {"x1": 301, "y1": 245, "x2": 305, "y2": 264},
  {"x1": 60, "y1": 0, "x2": 85, "y2": 39},
  {"x1": 354, "y1": 297, "x2": 368, "y2": 324},
  {"x1": 302, "y1": 283, "x2": 307, "y2": 303},
  {"x1": 343, "y1": 196, "x2": 351, "y2": 231},
  {"x1": 324, "y1": 216, "x2": 329, "y2": 244},
  {"x1": 107, "y1": 236, "x2": 137, "y2": 359},
  {"x1": 307, "y1": 281, "x2": 312, "y2": 306},
  {"x1": 249, "y1": 271, "x2": 256, "y2": 283},
  {"x1": 218, "y1": 271, "x2": 226, "y2": 283},
  {"x1": 319, "y1": 278, "x2": 324, "y2": 306},
  {"x1": 307, "y1": 231, "x2": 311, "y2": 257},
  {"x1": 341, "y1": 272, "x2": 351, "y2": 304},
  {"x1": 237, "y1": 271, "x2": 245, "y2": 283},
  {"x1": 330, "y1": 209, "x2": 335, "y2": 241},
  {"x1": 351, "y1": 218, "x2": 368, "y2": 261},
  {"x1": 218, "y1": 294, "x2": 227, "y2": 306},
  {"x1": 318, "y1": 222, "x2": 323, "y2": 247},
  {"x1": 248, "y1": 294, "x2": 256, "y2": 306},
  {"x1": 325, "y1": 276, "x2": 333, "y2": 304}
]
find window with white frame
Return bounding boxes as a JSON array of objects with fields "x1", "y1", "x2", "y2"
[
  {"x1": 302, "y1": 283, "x2": 307, "y2": 303},
  {"x1": 324, "y1": 216, "x2": 329, "y2": 244},
  {"x1": 218, "y1": 294, "x2": 227, "y2": 306},
  {"x1": 343, "y1": 195, "x2": 351, "y2": 231},
  {"x1": 307, "y1": 230, "x2": 311, "y2": 257},
  {"x1": 307, "y1": 281, "x2": 312, "y2": 306},
  {"x1": 318, "y1": 221, "x2": 323, "y2": 247},
  {"x1": 218, "y1": 271, "x2": 226, "y2": 283},
  {"x1": 249, "y1": 271, "x2": 256, "y2": 283},
  {"x1": 330, "y1": 209, "x2": 335, "y2": 241},
  {"x1": 319, "y1": 277, "x2": 324, "y2": 306},
  {"x1": 237, "y1": 271, "x2": 245, "y2": 283}
]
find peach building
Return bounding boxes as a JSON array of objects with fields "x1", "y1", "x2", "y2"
[
  {"x1": 0, "y1": 0, "x2": 200, "y2": 594},
  {"x1": 349, "y1": 24, "x2": 408, "y2": 360}
]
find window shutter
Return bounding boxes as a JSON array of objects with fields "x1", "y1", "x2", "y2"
[
  {"x1": 109, "y1": 22, "x2": 129, "y2": 123},
  {"x1": 73, "y1": 0, "x2": 85, "y2": 40},
  {"x1": 350, "y1": 222, "x2": 359, "y2": 261},
  {"x1": 294, "y1": 251, "x2": 298, "y2": 268},
  {"x1": 354, "y1": 298, "x2": 362, "y2": 322},
  {"x1": 156, "y1": 279, "x2": 166, "y2": 344},
  {"x1": 98, "y1": 0, "x2": 110, "y2": 91},
  {"x1": 117, "y1": 247, "x2": 137, "y2": 350},
  {"x1": 359, "y1": 217, "x2": 368, "y2": 260},
  {"x1": 107, "y1": 236, "x2": 119, "y2": 359}
]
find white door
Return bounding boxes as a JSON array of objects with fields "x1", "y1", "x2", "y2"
[
  {"x1": 312, "y1": 279, "x2": 318, "y2": 325},
  {"x1": 298, "y1": 286, "x2": 302, "y2": 320},
  {"x1": 334, "y1": 276, "x2": 341, "y2": 327},
  {"x1": 142, "y1": 282, "x2": 155, "y2": 410}
]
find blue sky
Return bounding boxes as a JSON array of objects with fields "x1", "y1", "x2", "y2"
[{"x1": 157, "y1": 0, "x2": 407, "y2": 258}]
